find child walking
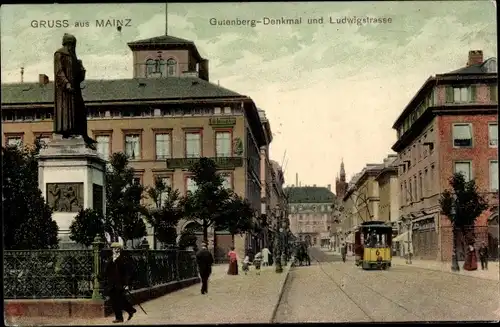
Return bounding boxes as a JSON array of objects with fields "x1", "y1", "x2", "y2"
[
  {"x1": 254, "y1": 252, "x2": 262, "y2": 275},
  {"x1": 242, "y1": 255, "x2": 250, "y2": 275}
]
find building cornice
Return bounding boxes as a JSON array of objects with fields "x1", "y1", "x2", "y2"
[
  {"x1": 374, "y1": 167, "x2": 398, "y2": 181},
  {"x1": 392, "y1": 73, "x2": 497, "y2": 129},
  {"x1": 391, "y1": 104, "x2": 498, "y2": 152},
  {"x1": 2, "y1": 97, "x2": 250, "y2": 110},
  {"x1": 355, "y1": 168, "x2": 382, "y2": 188}
]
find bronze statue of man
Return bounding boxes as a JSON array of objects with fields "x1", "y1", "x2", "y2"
[{"x1": 54, "y1": 33, "x2": 95, "y2": 147}]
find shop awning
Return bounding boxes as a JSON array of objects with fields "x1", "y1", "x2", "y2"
[{"x1": 393, "y1": 232, "x2": 409, "y2": 242}]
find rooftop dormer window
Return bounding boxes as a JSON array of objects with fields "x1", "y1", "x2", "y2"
[
  {"x1": 167, "y1": 58, "x2": 177, "y2": 77},
  {"x1": 146, "y1": 52, "x2": 166, "y2": 78},
  {"x1": 445, "y1": 85, "x2": 477, "y2": 103}
]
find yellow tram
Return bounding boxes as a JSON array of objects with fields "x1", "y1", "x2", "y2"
[{"x1": 354, "y1": 221, "x2": 393, "y2": 270}]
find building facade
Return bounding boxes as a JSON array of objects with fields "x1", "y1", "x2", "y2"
[
  {"x1": 391, "y1": 50, "x2": 498, "y2": 261},
  {"x1": 287, "y1": 185, "x2": 335, "y2": 246},
  {"x1": 374, "y1": 155, "x2": 399, "y2": 227},
  {"x1": 1, "y1": 35, "x2": 268, "y2": 255},
  {"x1": 337, "y1": 156, "x2": 398, "y2": 254},
  {"x1": 258, "y1": 109, "x2": 273, "y2": 249}
]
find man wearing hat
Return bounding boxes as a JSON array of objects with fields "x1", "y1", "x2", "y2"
[
  {"x1": 195, "y1": 242, "x2": 214, "y2": 295},
  {"x1": 104, "y1": 242, "x2": 137, "y2": 323}
]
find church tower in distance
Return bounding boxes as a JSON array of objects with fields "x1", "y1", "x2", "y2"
[{"x1": 335, "y1": 159, "x2": 348, "y2": 199}]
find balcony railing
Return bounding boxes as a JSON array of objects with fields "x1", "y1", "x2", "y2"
[{"x1": 166, "y1": 157, "x2": 243, "y2": 170}]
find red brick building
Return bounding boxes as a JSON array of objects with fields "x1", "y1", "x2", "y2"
[{"x1": 391, "y1": 50, "x2": 498, "y2": 261}]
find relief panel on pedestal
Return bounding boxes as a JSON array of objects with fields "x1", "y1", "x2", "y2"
[{"x1": 46, "y1": 183, "x2": 84, "y2": 212}]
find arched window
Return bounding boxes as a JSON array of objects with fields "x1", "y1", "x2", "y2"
[
  {"x1": 167, "y1": 58, "x2": 177, "y2": 76},
  {"x1": 146, "y1": 59, "x2": 156, "y2": 77},
  {"x1": 158, "y1": 59, "x2": 165, "y2": 76}
]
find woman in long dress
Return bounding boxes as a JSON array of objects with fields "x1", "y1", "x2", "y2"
[
  {"x1": 227, "y1": 246, "x2": 238, "y2": 275},
  {"x1": 464, "y1": 243, "x2": 478, "y2": 271}
]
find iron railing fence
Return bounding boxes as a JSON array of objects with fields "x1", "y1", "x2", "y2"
[
  {"x1": 4, "y1": 250, "x2": 93, "y2": 299},
  {"x1": 4, "y1": 245, "x2": 198, "y2": 300}
]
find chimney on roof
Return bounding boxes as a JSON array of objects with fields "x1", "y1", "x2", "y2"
[
  {"x1": 199, "y1": 59, "x2": 209, "y2": 82},
  {"x1": 20, "y1": 67, "x2": 24, "y2": 83},
  {"x1": 467, "y1": 50, "x2": 484, "y2": 66},
  {"x1": 38, "y1": 74, "x2": 49, "y2": 85},
  {"x1": 327, "y1": 184, "x2": 331, "y2": 191}
]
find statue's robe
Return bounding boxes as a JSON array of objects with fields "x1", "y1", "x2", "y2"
[{"x1": 53, "y1": 47, "x2": 87, "y2": 138}]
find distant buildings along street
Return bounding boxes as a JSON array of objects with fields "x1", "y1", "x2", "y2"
[{"x1": 286, "y1": 181, "x2": 336, "y2": 247}]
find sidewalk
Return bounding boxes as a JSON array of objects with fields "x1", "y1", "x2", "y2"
[
  {"x1": 391, "y1": 257, "x2": 499, "y2": 281},
  {"x1": 7, "y1": 263, "x2": 292, "y2": 326}
]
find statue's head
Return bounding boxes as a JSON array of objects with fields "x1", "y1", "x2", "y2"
[{"x1": 62, "y1": 33, "x2": 77, "y2": 51}]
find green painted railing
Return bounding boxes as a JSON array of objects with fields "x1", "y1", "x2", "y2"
[{"x1": 4, "y1": 239, "x2": 198, "y2": 300}]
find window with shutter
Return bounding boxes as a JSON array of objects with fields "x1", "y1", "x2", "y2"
[
  {"x1": 96, "y1": 135, "x2": 110, "y2": 160},
  {"x1": 490, "y1": 161, "x2": 498, "y2": 191},
  {"x1": 470, "y1": 85, "x2": 477, "y2": 102},
  {"x1": 490, "y1": 85, "x2": 498, "y2": 102},
  {"x1": 155, "y1": 133, "x2": 171, "y2": 160},
  {"x1": 454, "y1": 161, "x2": 472, "y2": 182},
  {"x1": 445, "y1": 86, "x2": 454, "y2": 103},
  {"x1": 125, "y1": 135, "x2": 140, "y2": 159},
  {"x1": 489, "y1": 123, "x2": 498, "y2": 147},
  {"x1": 453, "y1": 86, "x2": 470, "y2": 103},
  {"x1": 452, "y1": 123, "x2": 473, "y2": 147},
  {"x1": 185, "y1": 132, "x2": 201, "y2": 158}
]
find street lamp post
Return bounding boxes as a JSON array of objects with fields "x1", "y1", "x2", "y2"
[
  {"x1": 272, "y1": 206, "x2": 283, "y2": 273},
  {"x1": 402, "y1": 216, "x2": 412, "y2": 264},
  {"x1": 450, "y1": 194, "x2": 460, "y2": 272}
]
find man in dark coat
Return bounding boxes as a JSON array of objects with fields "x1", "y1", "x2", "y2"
[
  {"x1": 195, "y1": 242, "x2": 214, "y2": 295},
  {"x1": 53, "y1": 33, "x2": 95, "y2": 146},
  {"x1": 478, "y1": 242, "x2": 489, "y2": 270},
  {"x1": 105, "y1": 242, "x2": 137, "y2": 323}
]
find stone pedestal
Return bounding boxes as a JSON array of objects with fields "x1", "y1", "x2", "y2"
[{"x1": 37, "y1": 136, "x2": 106, "y2": 247}]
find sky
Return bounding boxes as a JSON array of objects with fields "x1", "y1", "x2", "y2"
[{"x1": 1, "y1": 2, "x2": 497, "y2": 190}]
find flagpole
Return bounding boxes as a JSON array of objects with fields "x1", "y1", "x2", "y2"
[{"x1": 165, "y1": 2, "x2": 168, "y2": 35}]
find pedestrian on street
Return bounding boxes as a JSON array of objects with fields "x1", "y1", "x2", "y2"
[
  {"x1": 262, "y1": 247, "x2": 271, "y2": 267},
  {"x1": 254, "y1": 252, "x2": 262, "y2": 275},
  {"x1": 104, "y1": 242, "x2": 137, "y2": 324},
  {"x1": 463, "y1": 242, "x2": 478, "y2": 271},
  {"x1": 341, "y1": 243, "x2": 347, "y2": 263},
  {"x1": 479, "y1": 242, "x2": 489, "y2": 270},
  {"x1": 196, "y1": 242, "x2": 214, "y2": 295},
  {"x1": 227, "y1": 246, "x2": 238, "y2": 275},
  {"x1": 246, "y1": 247, "x2": 254, "y2": 262},
  {"x1": 242, "y1": 255, "x2": 250, "y2": 275}
]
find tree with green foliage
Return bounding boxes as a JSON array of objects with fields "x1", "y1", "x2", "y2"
[
  {"x1": 215, "y1": 191, "x2": 255, "y2": 241},
  {"x1": 178, "y1": 229, "x2": 199, "y2": 251},
  {"x1": 69, "y1": 208, "x2": 105, "y2": 247},
  {"x1": 181, "y1": 157, "x2": 231, "y2": 242},
  {"x1": 440, "y1": 172, "x2": 489, "y2": 266},
  {"x1": 2, "y1": 141, "x2": 59, "y2": 249},
  {"x1": 105, "y1": 152, "x2": 147, "y2": 246},
  {"x1": 145, "y1": 178, "x2": 184, "y2": 248}
]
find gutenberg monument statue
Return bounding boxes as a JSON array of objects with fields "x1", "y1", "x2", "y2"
[{"x1": 54, "y1": 33, "x2": 96, "y2": 147}]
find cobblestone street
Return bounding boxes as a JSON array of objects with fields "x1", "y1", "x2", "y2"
[
  {"x1": 274, "y1": 248, "x2": 500, "y2": 322},
  {"x1": 8, "y1": 264, "x2": 291, "y2": 326}
]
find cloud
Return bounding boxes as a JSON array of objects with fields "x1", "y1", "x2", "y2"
[{"x1": 0, "y1": 2, "x2": 497, "y2": 187}]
